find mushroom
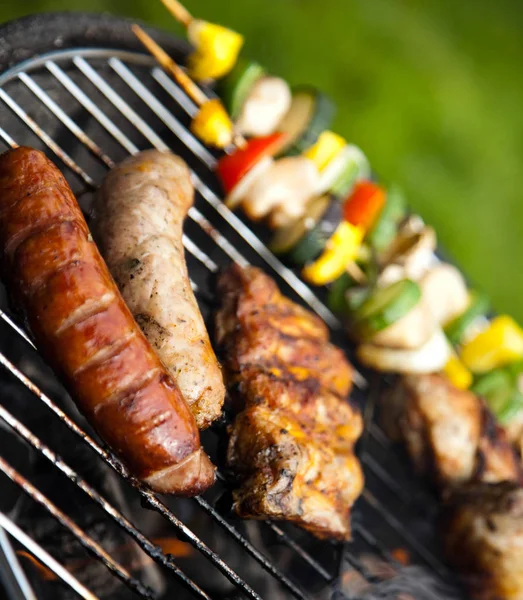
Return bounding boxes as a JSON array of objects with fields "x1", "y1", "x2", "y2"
[
  {"x1": 380, "y1": 216, "x2": 437, "y2": 281},
  {"x1": 242, "y1": 156, "x2": 320, "y2": 227},
  {"x1": 236, "y1": 76, "x2": 292, "y2": 137},
  {"x1": 420, "y1": 263, "x2": 469, "y2": 326}
]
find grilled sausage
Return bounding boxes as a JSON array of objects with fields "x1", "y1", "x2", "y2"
[
  {"x1": 92, "y1": 150, "x2": 225, "y2": 429},
  {"x1": 0, "y1": 147, "x2": 215, "y2": 495}
]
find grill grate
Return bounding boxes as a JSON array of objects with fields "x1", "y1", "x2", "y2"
[{"x1": 0, "y1": 28, "x2": 462, "y2": 600}]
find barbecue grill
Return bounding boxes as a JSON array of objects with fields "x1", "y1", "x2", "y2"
[{"x1": 0, "y1": 12, "x2": 463, "y2": 600}]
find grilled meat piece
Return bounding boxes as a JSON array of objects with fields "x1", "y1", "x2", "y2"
[
  {"x1": 227, "y1": 372, "x2": 363, "y2": 539},
  {"x1": 215, "y1": 264, "x2": 353, "y2": 398},
  {"x1": 216, "y1": 265, "x2": 363, "y2": 540},
  {"x1": 383, "y1": 374, "x2": 522, "y2": 488},
  {"x1": 504, "y1": 411, "x2": 523, "y2": 460},
  {"x1": 443, "y1": 482, "x2": 523, "y2": 600}
]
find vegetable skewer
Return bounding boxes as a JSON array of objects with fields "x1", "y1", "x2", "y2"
[{"x1": 150, "y1": 0, "x2": 523, "y2": 435}]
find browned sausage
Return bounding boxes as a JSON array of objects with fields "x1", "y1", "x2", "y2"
[{"x1": 0, "y1": 147, "x2": 215, "y2": 495}]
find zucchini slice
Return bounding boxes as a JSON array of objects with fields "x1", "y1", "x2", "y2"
[
  {"x1": 323, "y1": 145, "x2": 371, "y2": 199},
  {"x1": 269, "y1": 193, "x2": 331, "y2": 255},
  {"x1": 288, "y1": 198, "x2": 343, "y2": 266},
  {"x1": 444, "y1": 291, "x2": 490, "y2": 346},
  {"x1": 367, "y1": 184, "x2": 407, "y2": 251},
  {"x1": 327, "y1": 273, "x2": 358, "y2": 314},
  {"x1": 472, "y1": 368, "x2": 523, "y2": 424},
  {"x1": 351, "y1": 279, "x2": 422, "y2": 340},
  {"x1": 277, "y1": 86, "x2": 335, "y2": 156},
  {"x1": 217, "y1": 58, "x2": 265, "y2": 119}
]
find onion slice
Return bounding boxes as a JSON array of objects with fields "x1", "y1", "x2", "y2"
[{"x1": 357, "y1": 328, "x2": 451, "y2": 374}]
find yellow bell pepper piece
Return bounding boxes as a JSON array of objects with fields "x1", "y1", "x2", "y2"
[
  {"x1": 443, "y1": 352, "x2": 473, "y2": 390},
  {"x1": 187, "y1": 19, "x2": 244, "y2": 81},
  {"x1": 304, "y1": 131, "x2": 347, "y2": 172},
  {"x1": 190, "y1": 98, "x2": 233, "y2": 148},
  {"x1": 460, "y1": 315, "x2": 523, "y2": 373},
  {"x1": 302, "y1": 221, "x2": 364, "y2": 286}
]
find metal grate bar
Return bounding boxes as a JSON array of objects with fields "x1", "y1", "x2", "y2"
[
  {"x1": 0, "y1": 524, "x2": 38, "y2": 600},
  {"x1": 152, "y1": 68, "x2": 198, "y2": 117},
  {"x1": 369, "y1": 423, "x2": 393, "y2": 448},
  {"x1": 17, "y1": 72, "x2": 115, "y2": 168},
  {"x1": 0, "y1": 402, "x2": 232, "y2": 600},
  {"x1": 0, "y1": 89, "x2": 94, "y2": 186},
  {"x1": 359, "y1": 375, "x2": 380, "y2": 453},
  {"x1": 182, "y1": 234, "x2": 219, "y2": 273},
  {"x1": 265, "y1": 523, "x2": 332, "y2": 582},
  {"x1": 0, "y1": 307, "x2": 35, "y2": 348},
  {"x1": 0, "y1": 126, "x2": 19, "y2": 149},
  {"x1": 188, "y1": 206, "x2": 248, "y2": 268},
  {"x1": 73, "y1": 56, "x2": 168, "y2": 151},
  {"x1": 342, "y1": 550, "x2": 383, "y2": 587},
  {"x1": 361, "y1": 452, "x2": 412, "y2": 504},
  {"x1": 0, "y1": 512, "x2": 99, "y2": 600},
  {"x1": 192, "y1": 496, "x2": 309, "y2": 600},
  {"x1": 352, "y1": 523, "x2": 402, "y2": 569},
  {"x1": 361, "y1": 489, "x2": 448, "y2": 578},
  {"x1": 0, "y1": 458, "x2": 156, "y2": 600},
  {"x1": 109, "y1": 57, "x2": 215, "y2": 166},
  {"x1": 45, "y1": 61, "x2": 139, "y2": 155}
]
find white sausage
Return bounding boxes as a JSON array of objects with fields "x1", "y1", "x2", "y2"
[{"x1": 93, "y1": 150, "x2": 225, "y2": 429}]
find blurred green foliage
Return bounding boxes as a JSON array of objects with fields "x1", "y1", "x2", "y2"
[{"x1": 2, "y1": 0, "x2": 523, "y2": 319}]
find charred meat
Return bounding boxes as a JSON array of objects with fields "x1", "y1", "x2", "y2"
[
  {"x1": 216, "y1": 265, "x2": 363, "y2": 540},
  {"x1": 383, "y1": 374, "x2": 522, "y2": 488},
  {"x1": 443, "y1": 482, "x2": 523, "y2": 600}
]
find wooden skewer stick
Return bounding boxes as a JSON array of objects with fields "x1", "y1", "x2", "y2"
[
  {"x1": 160, "y1": 0, "x2": 193, "y2": 28},
  {"x1": 132, "y1": 24, "x2": 206, "y2": 107},
  {"x1": 132, "y1": 24, "x2": 248, "y2": 149},
  {"x1": 345, "y1": 261, "x2": 367, "y2": 284}
]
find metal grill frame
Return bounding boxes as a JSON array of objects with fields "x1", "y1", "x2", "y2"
[{"x1": 0, "y1": 15, "x2": 460, "y2": 600}]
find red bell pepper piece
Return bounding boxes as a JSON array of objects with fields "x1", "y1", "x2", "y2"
[
  {"x1": 216, "y1": 132, "x2": 288, "y2": 194},
  {"x1": 343, "y1": 180, "x2": 386, "y2": 232}
]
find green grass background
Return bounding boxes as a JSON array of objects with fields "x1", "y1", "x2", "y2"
[{"x1": 2, "y1": 0, "x2": 523, "y2": 320}]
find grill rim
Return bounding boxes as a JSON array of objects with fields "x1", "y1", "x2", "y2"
[{"x1": 0, "y1": 11, "x2": 191, "y2": 74}]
